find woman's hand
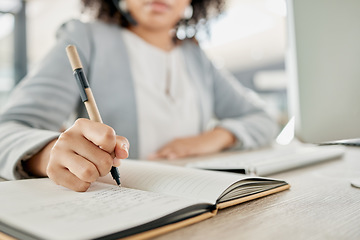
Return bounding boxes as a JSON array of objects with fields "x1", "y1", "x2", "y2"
[
  {"x1": 23, "y1": 118, "x2": 129, "y2": 192},
  {"x1": 148, "y1": 128, "x2": 236, "y2": 160}
]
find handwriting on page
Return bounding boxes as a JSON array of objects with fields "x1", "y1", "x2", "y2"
[
  {"x1": 0, "y1": 180, "x2": 204, "y2": 240},
  {"x1": 14, "y1": 186, "x2": 181, "y2": 222}
]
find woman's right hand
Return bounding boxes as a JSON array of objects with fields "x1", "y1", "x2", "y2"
[{"x1": 24, "y1": 118, "x2": 129, "y2": 192}]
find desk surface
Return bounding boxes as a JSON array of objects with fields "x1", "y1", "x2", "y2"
[
  {"x1": 0, "y1": 147, "x2": 359, "y2": 240},
  {"x1": 153, "y1": 146, "x2": 360, "y2": 240}
]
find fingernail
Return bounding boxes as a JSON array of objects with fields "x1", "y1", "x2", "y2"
[
  {"x1": 122, "y1": 143, "x2": 129, "y2": 151},
  {"x1": 121, "y1": 144, "x2": 129, "y2": 155},
  {"x1": 113, "y1": 158, "x2": 121, "y2": 167}
]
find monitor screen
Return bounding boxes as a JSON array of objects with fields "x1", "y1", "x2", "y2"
[{"x1": 285, "y1": 0, "x2": 360, "y2": 143}]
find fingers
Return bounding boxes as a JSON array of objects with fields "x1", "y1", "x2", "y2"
[
  {"x1": 57, "y1": 122, "x2": 114, "y2": 177},
  {"x1": 110, "y1": 136, "x2": 130, "y2": 167},
  {"x1": 154, "y1": 148, "x2": 179, "y2": 160},
  {"x1": 114, "y1": 136, "x2": 130, "y2": 160},
  {"x1": 46, "y1": 118, "x2": 130, "y2": 192},
  {"x1": 68, "y1": 118, "x2": 130, "y2": 168},
  {"x1": 47, "y1": 153, "x2": 95, "y2": 192},
  {"x1": 48, "y1": 140, "x2": 101, "y2": 192},
  {"x1": 48, "y1": 166, "x2": 91, "y2": 192},
  {"x1": 72, "y1": 118, "x2": 117, "y2": 154},
  {"x1": 61, "y1": 152, "x2": 100, "y2": 182}
]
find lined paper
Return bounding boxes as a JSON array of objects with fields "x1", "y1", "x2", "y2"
[
  {"x1": 0, "y1": 179, "x2": 202, "y2": 240},
  {"x1": 102, "y1": 159, "x2": 251, "y2": 204}
]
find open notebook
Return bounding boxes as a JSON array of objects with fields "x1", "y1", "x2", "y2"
[{"x1": 0, "y1": 160, "x2": 289, "y2": 240}]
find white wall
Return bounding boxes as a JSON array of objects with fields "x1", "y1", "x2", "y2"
[
  {"x1": 201, "y1": 0, "x2": 286, "y2": 71},
  {"x1": 25, "y1": 0, "x2": 286, "y2": 72},
  {"x1": 26, "y1": 0, "x2": 81, "y2": 67}
]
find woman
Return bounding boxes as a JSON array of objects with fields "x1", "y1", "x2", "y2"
[{"x1": 0, "y1": 0, "x2": 278, "y2": 191}]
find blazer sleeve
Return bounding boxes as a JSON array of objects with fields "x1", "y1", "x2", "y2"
[
  {"x1": 0, "y1": 19, "x2": 92, "y2": 180},
  {"x1": 205, "y1": 54, "x2": 279, "y2": 149}
]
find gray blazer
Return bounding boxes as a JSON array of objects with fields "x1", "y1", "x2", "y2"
[{"x1": 0, "y1": 20, "x2": 278, "y2": 180}]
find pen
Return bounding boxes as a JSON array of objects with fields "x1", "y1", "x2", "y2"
[{"x1": 65, "y1": 45, "x2": 121, "y2": 186}]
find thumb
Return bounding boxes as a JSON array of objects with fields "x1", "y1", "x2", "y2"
[{"x1": 114, "y1": 136, "x2": 130, "y2": 160}]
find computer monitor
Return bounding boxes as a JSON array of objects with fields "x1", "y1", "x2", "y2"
[{"x1": 285, "y1": 0, "x2": 360, "y2": 143}]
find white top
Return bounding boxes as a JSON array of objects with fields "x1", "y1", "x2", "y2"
[{"x1": 122, "y1": 30, "x2": 200, "y2": 159}]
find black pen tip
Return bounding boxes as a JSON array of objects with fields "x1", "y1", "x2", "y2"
[
  {"x1": 110, "y1": 167, "x2": 121, "y2": 186},
  {"x1": 114, "y1": 178, "x2": 121, "y2": 186}
]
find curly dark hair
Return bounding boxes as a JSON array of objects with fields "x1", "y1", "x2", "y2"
[{"x1": 81, "y1": 0, "x2": 226, "y2": 38}]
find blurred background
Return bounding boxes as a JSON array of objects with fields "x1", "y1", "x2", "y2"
[{"x1": 0, "y1": 0, "x2": 287, "y2": 125}]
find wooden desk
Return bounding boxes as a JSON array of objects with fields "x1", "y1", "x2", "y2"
[
  {"x1": 0, "y1": 147, "x2": 359, "y2": 240},
  {"x1": 153, "y1": 146, "x2": 360, "y2": 240}
]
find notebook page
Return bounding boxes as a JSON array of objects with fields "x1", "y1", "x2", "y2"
[
  {"x1": 112, "y1": 160, "x2": 251, "y2": 204},
  {"x1": 0, "y1": 179, "x2": 203, "y2": 240}
]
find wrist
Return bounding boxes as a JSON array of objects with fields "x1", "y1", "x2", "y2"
[
  {"x1": 22, "y1": 139, "x2": 57, "y2": 177},
  {"x1": 211, "y1": 127, "x2": 237, "y2": 150}
]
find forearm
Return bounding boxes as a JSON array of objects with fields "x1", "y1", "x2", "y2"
[
  {"x1": 0, "y1": 121, "x2": 60, "y2": 180},
  {"x1": 218, "y1": 113, "x2": 278, "y2": 150},
  {"x1": 150, "y1": 127, "x2": 237, "y2": 160}
]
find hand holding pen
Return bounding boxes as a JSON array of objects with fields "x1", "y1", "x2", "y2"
[{"x1": 45, "y1": 46, "x2": 129, "y2": 192}]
